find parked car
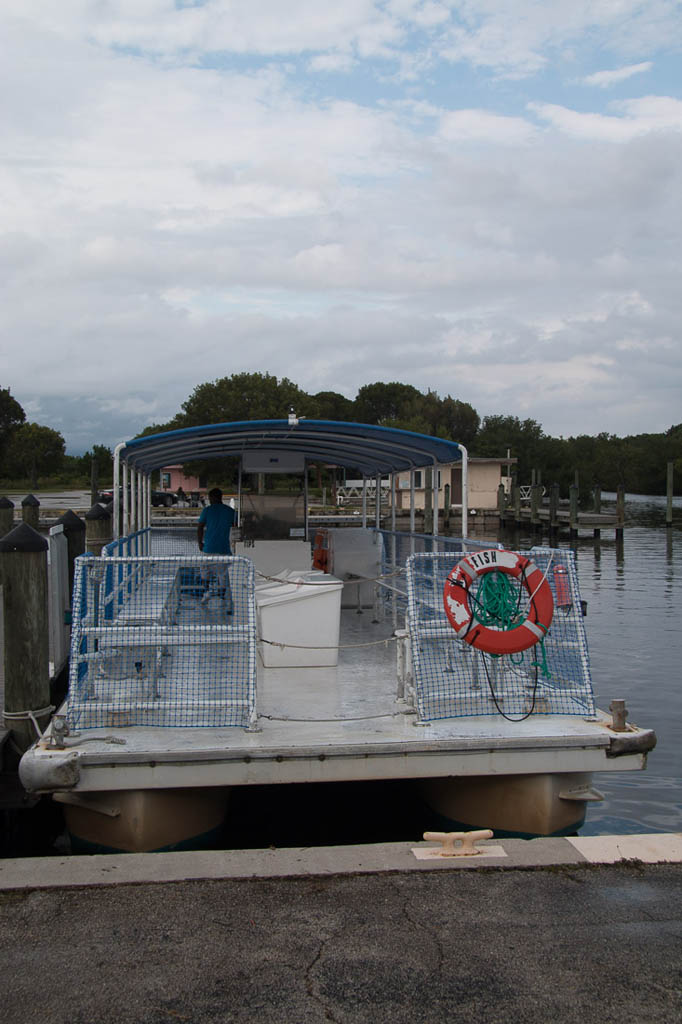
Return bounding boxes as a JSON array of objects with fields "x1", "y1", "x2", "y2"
[
  {"x1": 97, "y1": 489, "x2": 178, "y2": 508},
  {"x1": 151, "y1": 491, "x2": 178, "y2": 507}
]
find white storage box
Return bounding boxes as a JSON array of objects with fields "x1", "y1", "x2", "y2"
[{"x1": 256, "y1": 571, "x2": 343, "y2": 667}]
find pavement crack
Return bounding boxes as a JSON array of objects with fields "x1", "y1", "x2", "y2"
[
  {"x1": 391, "y1": 878, "x2": 446, "y2": 977},
  {"x1": 305, "y1": 934, "x2": 342, "y2": 1023}
]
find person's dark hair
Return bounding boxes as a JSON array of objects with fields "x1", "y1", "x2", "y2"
[{"x1": 208, "y1": 487, "x2": 222, "y2": 503}]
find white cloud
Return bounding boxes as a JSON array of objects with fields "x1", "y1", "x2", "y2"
[
  {"x1": 308, "y1": 53, "x2": 357, "y2": 73},
  {"x1": 582, "y1": 61, "x2": 653, "y2": 88},
  {"x1": 436, "y1": 1, "x2": 682, "y2": 79},
  {"x1": 2, "y1": 1, "x2": 682, "y2": 450},
  {"x1": 529, "y1": 96, "x2": 682, "y2": 140},
  {"x1": 5, "y1": 0, "x2": 399, "y2": 59},
  {"x1": 440, "y1": 109, "x2": 537, "y2": 144}
]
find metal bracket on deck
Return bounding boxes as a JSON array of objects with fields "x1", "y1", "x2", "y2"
[
  {"x1": 609, "y1": 699, "x2": 629, "y2": 731},
  {"x1": 423, "y1": 829, "x2": 494, "y2": 856}
]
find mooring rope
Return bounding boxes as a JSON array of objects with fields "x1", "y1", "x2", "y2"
[
  {"x1": 259, "y1": 635, "x2": 399, "y2": 651},
  {"x1": 3, "y1": 704, "x2": 55, "y2": 739},
  {"x1": 255, "y1": 568, "x2": 405, "y2": 587}
]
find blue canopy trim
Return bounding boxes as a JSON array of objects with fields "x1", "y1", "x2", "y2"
[{"x1": 119, "y1": 419, "x2": 465, "y2": 475}]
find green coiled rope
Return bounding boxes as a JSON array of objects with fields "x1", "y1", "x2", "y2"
[
  {"x1": 473, "y1": 570, "x2": 523, "y2": 630},
  {"x1": 472, "y1": 570, "x2": 551, "y2": 679}
]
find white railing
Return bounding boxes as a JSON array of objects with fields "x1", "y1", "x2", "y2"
[{"x1": 67, "y1": 553, "x2": 257, "y2": 730}]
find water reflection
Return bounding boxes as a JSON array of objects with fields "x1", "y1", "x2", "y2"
[{"x1": 499, "y1": 493, "x2": 681, "y2": 835}]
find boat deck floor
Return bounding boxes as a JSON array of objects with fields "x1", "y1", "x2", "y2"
[{"x1": 42, "y1": 603, "x2": 638, "y2": 784}]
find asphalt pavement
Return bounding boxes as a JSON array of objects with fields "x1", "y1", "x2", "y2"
[{"x1": 1, "y1": 838, "x2": 681, "y2": 1024}]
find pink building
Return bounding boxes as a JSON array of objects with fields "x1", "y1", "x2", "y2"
[{"x1": 159, "y1": 465, "x2": 206, "y2": 496}]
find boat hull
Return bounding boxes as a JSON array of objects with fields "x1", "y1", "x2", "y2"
[
  {"x1": 58, "y1": 787, "x2": 230, "y2": 853},
  {"x1": 418, "y1": 772, "x2": 600, "y2": 838},
  {"x1": 57, "y1": 771, "x2": 599, "y2": 852}
]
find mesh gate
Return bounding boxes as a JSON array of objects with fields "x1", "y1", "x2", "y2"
[
  {"x1": 67, "y1": 553, "x2": 257, "y2": 729},
  {"x1": 405, "y1": 547, "x2": 596, "y2": 721}
]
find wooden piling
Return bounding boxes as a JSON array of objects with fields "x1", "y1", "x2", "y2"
[
  {"x1": 530, "y1": 483, "x2": 541, "y2": 532},
  {"x1": 21, "y1": 494, "x2": 40, "y2": 531},
  {"x1": 549, "y1": 483, "x2": 560, "y2": 537},
  {"x1": 0, "y1": 497, "x2": 14, "y2": 537},
  {"x1": 616, "y1": 485, "x2": 625, "y2": 539},
  {"x1": 85, "y1": 503, "x2": 112, "y2": 556},
  {"x1": 443, "y1": 483, "x2": 451, "y2": 530},
  {"x1": 667, "y1": 462, "x2": 674, "y2": 528},
  {"x1": 497, "y1": 483, "x2": 506, "y2": 520},
  {"x1": 56, "y1": 509, "x2": 86, "y2": 600},
  {"x1": 0, "y1": 523, "x2": 51, "y2": 755},
  {"x1": 593, "y1": 485, "x2": 601, "y2": 538},
  {"x1": 512, "y1": 483, "x2": 521, "y2": 527},
  {"x1": 569, "y1": 484, "x2": 579, "y2": 539}
]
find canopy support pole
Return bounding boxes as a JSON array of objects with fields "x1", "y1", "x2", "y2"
[
  {"x1": 432, "y1": 462, "x2": 439, "y2": 540},
  {"x1": 113, "y1": 443, "x2": 125, "y2": 539},
  {"x1": 457, "y1": 444, "x2": 469, "y2": 541},
  {"x1": 304, "y1": 462, "x2": 309, "y2": 541},
  {"x1": 410, "y1": 470, "x2": 416, "y2": 556}
]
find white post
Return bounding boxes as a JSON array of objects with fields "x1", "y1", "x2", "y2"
[
  {"x1": 375, "y1": 473, "x2": 381, "y2": 528},
  {"x1": 139, "y1": 471, "x2": 144, "y2": 533},
  {"x1": 122, "y1": 461, "x2": 129, "y2": 538},
  {"x1": 304, "y1": 462, "x2": 309, "y2": 540},
  {"x1": 144, "y1": 473, "x2": 151, "y2": 553},
  {"x1": 362, "y1": 476, "x2": 367, "y2": 528},
  {"x1": 433, "y1": 462, "x2": 439, "y2": 540},
  {"x1": 410, "y1": 470, "x2": 415, "y2": 556},
  {"x1": 113, "y1": 443, "x2": 124, "y2": 539},
  {"x1": 130, "y1": 470, "x2": 137, "y2": 534},
  {"x1": 458, "y1": 444, "x2": 469, "y2": 541}
]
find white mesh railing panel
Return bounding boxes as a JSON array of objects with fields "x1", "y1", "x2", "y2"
[
  {"x1": 406, "y1": 547, "x2": 596, "y2": 721},
  {"x1": 376, "y1": 529, "x2": 503, "y2": 624},
  {"x1": 67, "y1": 553, "x2": 257, "y2": 729}
]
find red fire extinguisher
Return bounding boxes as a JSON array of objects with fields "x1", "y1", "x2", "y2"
[{"x1": 553, "y1": 564, "x2": 572, "y2": 609}]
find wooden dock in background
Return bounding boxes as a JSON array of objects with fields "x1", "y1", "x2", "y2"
[{"x1": 498, "y1": 482, "x2": 625, "y2": 538}]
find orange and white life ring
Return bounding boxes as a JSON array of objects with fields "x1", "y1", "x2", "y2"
[{"x1": 443, "y1": 549, "x2": 554, "y2": 656}]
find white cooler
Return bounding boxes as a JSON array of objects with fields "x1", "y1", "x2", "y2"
[{"x1": 256, "y1": 571, "x2": 343, "y2": 668}]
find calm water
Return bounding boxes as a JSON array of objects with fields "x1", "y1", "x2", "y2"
[{"x1": 501, "y1": 492, "x2": 682, "y2": 836}]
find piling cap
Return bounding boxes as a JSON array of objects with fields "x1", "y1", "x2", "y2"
[
  {"x1": 0, "y1": 521, "x2": 48, "y2": 552},
  {"x1": 86, "y1": 503, "x2": 112, "y2": 520},
  {"x1": 22, "y1": 493, "x2": 40, "y2": 507},
  {"x1": 56, "y1": 509, "x2": 86, "y2": 531},
  {"x1": 0, "y1": 496, "x2": 15, "y2": 509}
]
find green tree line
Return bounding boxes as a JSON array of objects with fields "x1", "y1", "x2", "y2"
[
  {"x1": 141, "y1": 373, "x2": 682, "y2": 497},
  {"x1": 2, "y1": 378, "x2": 681, "y2": 496},
  {"x1": 0, "y1": 386, "x2": 112, "y2": 490}
]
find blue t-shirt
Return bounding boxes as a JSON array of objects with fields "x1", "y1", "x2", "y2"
[{"x1": 199, "y1": 502, "x2": 235, "y2": 554}]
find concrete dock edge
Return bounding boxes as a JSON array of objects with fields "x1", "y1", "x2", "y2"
[{"x1": 1, "y1": 833, "x2": 681, "y2": 891}]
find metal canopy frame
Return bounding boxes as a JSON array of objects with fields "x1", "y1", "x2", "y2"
[{"x1": 113, "y1": 418, "x2": 468, "y2": 540}]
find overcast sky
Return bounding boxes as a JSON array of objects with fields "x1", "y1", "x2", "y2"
[{"x1": 2, "y1": 1, "x2": 681, "y2": 454}]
